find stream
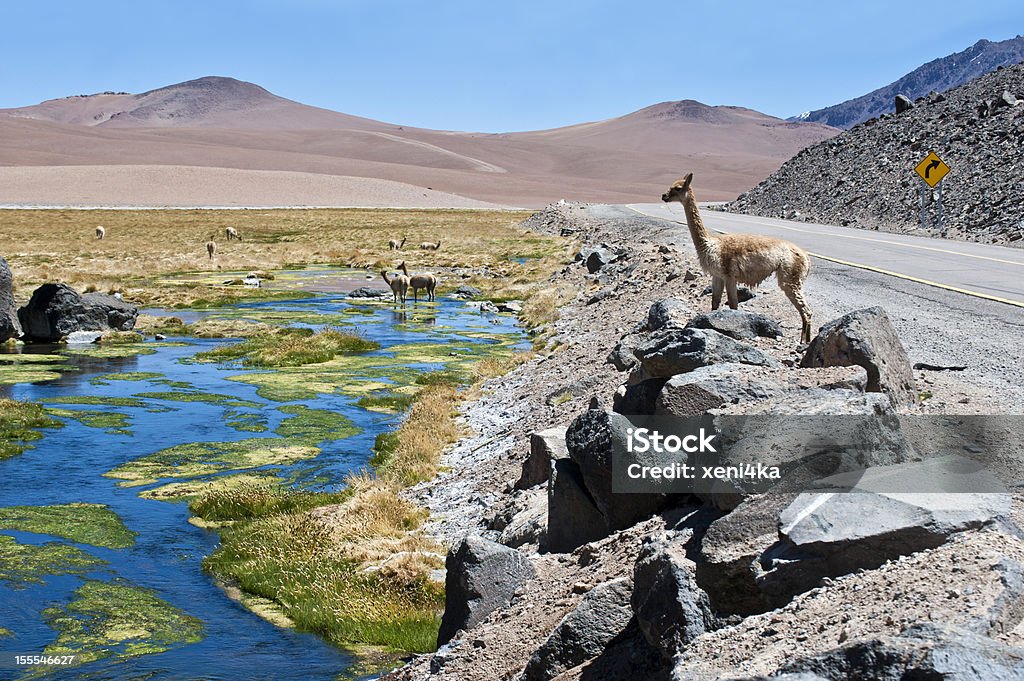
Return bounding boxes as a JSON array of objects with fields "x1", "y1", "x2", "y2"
[{"x1": 0, "y1": 272, "x2": 525, "y2": 680}]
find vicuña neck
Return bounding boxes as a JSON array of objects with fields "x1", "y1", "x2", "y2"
[{"x1": 680, "y1": 191, "x2": 713, "y2": 253}]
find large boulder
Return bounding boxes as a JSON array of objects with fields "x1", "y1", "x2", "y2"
[
  {"x1": 613, "y1": 377, "x2": 668, "y2": 416},
  {"x1": 698, "y1": 389, "x2": 909, "y2": 510},
  {"x1": 565, "y1": 409, "x2": 668, "y2": 531},
  {"x1": 763, "y1": 457, "x2": 1011, "y2": 595},
  {"x1": 517, "y1": 426, "x2": 569, "y2": 490},
  {"x1": 894, "y1": 93, "x2": 915, "y2": 114},
  {"x1": 695, "y1": 493, "x2": 793, "y2": 615},
  {"x1": 437, "y1": 536, "x2": 536, "y2": 646},
  {"x1": 585, "y1": 248, "x2": 615, "y2": 273},
  {"x1": 520, "y1": 577, "x2": 634, "y2": 681},
  {"x1": 633, "y1": 328, "x2": 780, "y2": 380},
  {"x1": 685, "y1": 309, "x2": 783, "y2": 340},
  {"x1": 775, "y1": 623, "x2": 1024, "y2": 680},
  {"x1": 546, "y1": 458, "x2": 610, "y2": 553},
  {"x1": 647, "y1": 298, "x2": 693, "y2": 331},
  {"x1": 655, "y1": 364, "x2": 868, "y2": 417},
  {"x1": 632, "y1": 533, "x2": 714, "y2": 660},
  {"x1": 0, "y1": 256, "x2": 20, "y2": 341},
  {"x1": 800, "y1": 307, "x2": 918, "y2": 407},
  {"x1": 496, "y1": 486, "x2": 548, "y2": 550},
  {"x1": 17, "y1": 284, "x2": 138, "y2": 343}
]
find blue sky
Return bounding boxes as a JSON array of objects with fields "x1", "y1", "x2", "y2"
[{"x1": 2, "y1": 1, "x2": 1022, "y2": 131}]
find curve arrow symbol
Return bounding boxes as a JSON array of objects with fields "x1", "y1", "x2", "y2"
[{"x1": 924, "y1": 159, "x2": 941, "y2": 178}]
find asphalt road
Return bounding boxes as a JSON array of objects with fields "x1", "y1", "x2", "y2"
[
  {"x1": 627, "y1": 203, "x2": 1024, "y2": 307},
  {"x1": 587, "y1": 204, "x2": 1024, "y2": 410}
]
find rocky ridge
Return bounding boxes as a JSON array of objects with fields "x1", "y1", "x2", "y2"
[
  {"x1": 729, "y1": 61, "x2": 1024, "y2": 245},
  {"x1": 794, "y1": 36, "x2": 1024, "y2": 129},
  {"x1": 383, "y1": 202, "x2": 1024, "y2": 680}
]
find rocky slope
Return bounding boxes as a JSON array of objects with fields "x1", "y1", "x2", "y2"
[
  {"x1": 794, "y1": 36, "x2": 1024, "y2": 128},
  {"x1": 729, "y1": 61, "x2": 1024, "y2": 246},
  {"x1": 380, "y1": 203, "x2": 1024, "y2": 680}
]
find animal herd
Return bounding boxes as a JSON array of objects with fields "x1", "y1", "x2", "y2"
[{"x1": 387, "y1": 236, "x2": 442, "y2": 252}]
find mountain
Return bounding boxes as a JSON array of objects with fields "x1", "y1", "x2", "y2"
[
  {"x1": 1, "y1": 76, "x2": 387, "y2": 130},
  {"x1": 730, "y1": 61, "x2": 1024, "y2": 245},
  {"x1": 0, "y1": 77, "x2": 838, "y2": 207},
  {"x1": 792, "y1": 36, "x2": 1024, "y2": 129}
]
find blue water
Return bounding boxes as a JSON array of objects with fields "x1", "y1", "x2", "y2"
[{"x1": 0, "y1": 289, "x2": 525, "y2": 680}]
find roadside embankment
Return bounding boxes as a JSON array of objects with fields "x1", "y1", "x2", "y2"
[{"x1": 383, "y1": 201, "x2": 1024, "y2": 680}]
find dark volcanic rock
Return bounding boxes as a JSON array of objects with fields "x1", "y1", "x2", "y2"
[
  {"x1": 546, "y1": 458, "x2": 610, "y2": 554},
  {"x1": 632, "y1": 533, "x2": 714, "y2": 659},
  {"x1": 564, "y1": 409, "x2": 667, "y2": 532},
  {"x1": 646, "y1": 298, "x2": 693, "y2": 331},
  {"x1": 894, "y1": 93, "x2": 914, "y2": 114},
  {"x1": 585, "y1": 248, "x2": 614, "y2": 273},
  {"x1": 613, "y1": 377, "x2": 668, "y2": 416},
  {"x1": 685, "y1": 309, "x2": 783, "y2": 340},
  {"x1": 17, "y1": 284, "x2": 137, "y2": 342},
  {"x1": 517, "y1": 426, "x2": 569, "y2": 490},
  {"x1": 348, "y1": 286, "x2": 389, "y2": 298},
  {"x1": 633, "y1": 327, "x2": 780, "y2": 379},
  {"x1": 520, "y1": 578, "x2": 634, "y2": 681},
  {"x1": 776, "y1": 623, "x2": 1024, "y2": 680},
  {"x1": 0, "y1": 256, "x2": 20, "y2": 341},
  {"x1": 437, "y1": 536, "x2": 536, "y2": 646},
  {"x1": 655, "y1": 364, "x2": 868, "y2": 417},
  {"x1": 800, "y1": 307, "x2": 918, "y2": 407}
]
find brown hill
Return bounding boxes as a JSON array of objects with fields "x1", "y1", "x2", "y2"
[{"x1": 0, "y1": 77, "x2": 838, "y2": 207}]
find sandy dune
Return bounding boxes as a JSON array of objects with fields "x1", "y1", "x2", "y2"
[
  {"x1": 0, "y1": 165, "x2": 503, "y2": 209},
  {"x1": 0, "y1": 77, "x2": 839, "y2": 207}
]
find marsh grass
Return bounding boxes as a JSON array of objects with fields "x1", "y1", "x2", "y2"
[
  {"x1": 189, "y1": 484, "x2": 348, "y2": 522},
  {"x1": 195, "y1": 328, "x2": 378, "y2": 367},
  {"x1": 0, "y1": 399, "x2": 64, "y2": 459},
  {"x1": 0, "y1": 208, "x2": 540, "y2": 308}
]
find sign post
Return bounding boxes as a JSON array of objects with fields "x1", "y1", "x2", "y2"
[{"x1": 914, "y1": 151, "x2": 950, "y2": 233}]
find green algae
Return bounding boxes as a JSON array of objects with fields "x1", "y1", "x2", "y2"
[
  {"x1": 0, "y1": 399, "x2": 63, "y2": 460},
  {"x1": 0, "y1": 504, "x2": 135, "y2": 549},
  {"x1": 274, "y1": 405, "x2": 359, "y2": 445},
  {"x1": 194, "y1": 327, "x2": 378, "y2": 368},
  {"x1": 133, "y1": 391, "x2": 261, "y2": 408},
  {"x1": 139, "y1": 472, "x2": 280, "y2": 503},
  {"x1": 41, "y1": 396, "x2": 147, "y2": 408},
  {"x1": 209, "y1": 308, "x2": 356, "y2": 327},
  {"x1": 0, "y1": 535, "x2": 105, "y2": 586},
  {"x1": 89, "y1": 371, "x2": 165, "y2": 385},
  {"x1": 104, "y1": 439, "x2": 320, "y2": 487},
  {"x1": 0, "y1": 354, "x2": 74, "y2": 386},
  {"x1": 38, "y1": 580, "x2": 204, "y2": 670},
  {"x1": 60, "y1": 341, "x2": 189, "y2": 359},
  {"x1": 0, "y1": 626, "x2": 10, "y2": 637},
  {"x1": 44, "y1": 408, "x2": 132, "y2": 436},
  {"x1": 225, "y1": 410, "x2": 269, "y2": 433}
]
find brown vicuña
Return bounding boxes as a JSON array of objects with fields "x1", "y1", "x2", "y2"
[
  {"x1": 381, "y1": 268, "x2": 409, "y2": 304},
  {"x1": 399, "y1": 261, "x2": 437, "y2": 302},
  {"x1": 662, "y1": 173, "x2": 812, "y2": 342}
]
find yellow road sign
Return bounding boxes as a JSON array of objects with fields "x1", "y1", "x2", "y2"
[{"x1": 915, "y1": 151, "x2": 950, "y2": 187}]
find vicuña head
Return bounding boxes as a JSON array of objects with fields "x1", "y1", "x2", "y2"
[
  {"x1": 661, "y1": 172, "x2": 694, "y2": 203},
  {"x1": 661, "y1": 173, "x2": 813, "y2": 343}
]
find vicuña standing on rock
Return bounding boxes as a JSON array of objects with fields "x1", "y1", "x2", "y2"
[
  {"x1": 400, "y1": 261, "x2": 437, "y2": 302},
  {"x1": 662, "y1": 173, "x2": 813, "y2": 342},
  {"x1": 381, "y1": 267, "x2": 409, "y2": 304}
]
